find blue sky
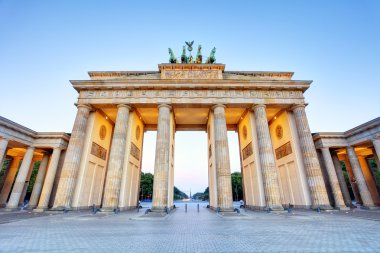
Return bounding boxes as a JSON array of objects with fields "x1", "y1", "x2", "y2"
[{"x1": 1, "y1": 1, "x2": 379, "y2": 193}]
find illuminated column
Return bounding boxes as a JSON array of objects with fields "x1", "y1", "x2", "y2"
[
  {"x1": 35, "y1": 148, "x2": 62, "y2": 210},
  {"x1": 253, "y1": 105, "x2": 283, "y2": 211},
  {"x1": 320, "y1": 148, "x2": 347, "y2": 209},
  {"x1": 152, "y1": 104, "x2": 172, "y2": 211},
  {"x1": 6, "y1": 147, "x2": 35, "y2": 209},
  {"x1": 331, "y1": 151, "x2": 352, "y2": 207},
  {"x1": 28, "y1": 153, "x2": 50, "y2": 208},
  {"x1": 53, "y1": 104, "x2": 92, "y2": 210},
  {"x1": 373, "y1": 138, "x2": 380, "y2": 168},
  {"x1": 0, "y1": 139, "x2": 8, "y2": 168},
  {"x1": 212, "y1": 104, "x2": 233, "y2": 211},
  {"x1": 291, "y1": 104, "x2": 331, "y2": 209},
  {"x1": 0, "y1": 156, "x2": 22, "y2": 206},
  {"x1": 343, "y1": 155, "x2": 362, "y2": 205},
  {"x1": 346, "y1": 146, "x2": 375, "y2": 208},
  {"x1": 102, "y1": 104, "x2": 131, "y2": 211}
]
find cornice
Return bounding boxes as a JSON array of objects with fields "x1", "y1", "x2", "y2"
[{"x1": 70, "y1": 79, "x2": 312, "y2": 92}]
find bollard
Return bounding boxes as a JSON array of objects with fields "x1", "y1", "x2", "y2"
[
  {"x1": 197, "y1": 203, "x2": 199, "y2": 212},
  {"x1": 185, "y1": 203, "x2": 187, "y2": 213}
]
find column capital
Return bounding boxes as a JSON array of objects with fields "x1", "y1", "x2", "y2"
[
  {"x1": 75, "y1": 103, "x2": 93, "y2": 110},
  {"x1": 117, "y1": 104, "x2": 132, "y2": 110},
  {"x1": 211, "y1": 104, "x2": 226, "y2": 111},
  {"x1": 252, "y1": 104, "x2": 266, "y2": 111},
  {"x1": 290, "y1": 104, "x2": 306, "y2": 111},
  {"x1": 157, "y1": 104, "x2": 172, "y2": 110}
]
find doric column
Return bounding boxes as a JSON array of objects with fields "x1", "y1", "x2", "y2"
[
  {"x1": 6, "y1": 147, "x2": 35, "y2": 209},
  {"x1": 0, "y1": 139, "x2": 8, "y2": 168},
  {"x1": 331, "y1": 151, "x2": 352, "y2": 207},
  {"x1": 320, "y1": 148, "x2": 347, "y2": 209},
  {"x1": 291, "y1": 104, "x2": 331, "y2": 209},
  {"x1": 28, "y1": 153, "x2": 50, "y2": 208},
  {"x1": 253, "y1": 105, "x2": 283, "y2": 211},
  {"x1": 373, "y1": 138, "x2": 380, "y2": 167},
  {"x1": 346, "y1": 146, "x2": 375, "y2": 208},
  {"x1": 53, "y1": 104, "x2": 91, "y2": 210},
  {"x1": 35, "y1": 148, "x2": 62, "y2": 211},
  {"x1": 152, "y1": 104, "x2": 172, "y2": 211},
  {"x1": 0, "y1": 156, "x2": 22, "y2": 206},
  {"x1": 343, "y1": 156, "x2": 362, "y2": 205},
  {"x1": 213, "y1": 104, "x2": 233, "y2": 211},
  {"x1": 102, "y1": 104, "x2": 131, "y2": 211}
]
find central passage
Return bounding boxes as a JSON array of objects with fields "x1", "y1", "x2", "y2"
[{"x1": 140, "y1": 130, "x2": 241, "y2": 202}]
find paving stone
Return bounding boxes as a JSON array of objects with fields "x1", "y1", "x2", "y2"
[{"x1": 0, "y1": 202, "x2": 379, "y2": 252}]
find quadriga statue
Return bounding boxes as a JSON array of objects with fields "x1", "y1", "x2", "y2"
[
  {"x1": 168, "y1": 48, "x2": 177, "y2": 63},
  {"x1": 181, "y1": 46, "x2": 188, "y2": 64},
  {"x1": 195, "y1": 45, "x2": 202, "y2": 64},
  {"x1": 206, "y1": 47, "x2": 216, "y2": 64}
]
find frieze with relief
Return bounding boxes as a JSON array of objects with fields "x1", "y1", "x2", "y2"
[
  {"x1": 242, "y1": 142, "x2": 253, "y2": 160},
  {"x1": 80, "y1": 90, "x2": 303, "y2": 100},
  {"x1": 275, "y1": 142, "x2": 292, "y2": 160},
  {"x1": 91, "y1": 142, "x2": 107, "y2": 160}
]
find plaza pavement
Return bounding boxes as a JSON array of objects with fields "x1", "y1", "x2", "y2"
[{"x1": 0, "y1": 202, "x2": 379, "y2": 253}]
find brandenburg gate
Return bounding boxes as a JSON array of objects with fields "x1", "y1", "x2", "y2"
[
  {"x1": 45, "y1": 60, "x2": 338, "y2": 213},
  {"x1": 5, "y1": 45, "x2": 379, "y2": 214}
]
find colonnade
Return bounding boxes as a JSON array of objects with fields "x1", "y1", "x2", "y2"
[
  {"x1": 318, "y1": 141, "x2": 380, "y2": 209},
  {"x1": 49, "y1": 102, "x2": 334, "y2": 212},
  {"x1": 0, "y1": 142, "x2": 63, "y2": 211},
  {"x1": 3, "y1": 103, "x2": 377, "y2": 212}
]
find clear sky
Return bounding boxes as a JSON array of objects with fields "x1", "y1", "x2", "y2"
[{"x1": 1, "y1": 1, "x2": 379, "y2": 194}]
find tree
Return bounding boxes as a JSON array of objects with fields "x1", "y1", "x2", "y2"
[
  {"x1": 140, "y1": 172, "x2": 154, "y2": 200},
  {"x1": 231, "y1": 172, "x2": 243, "y2": 201}
]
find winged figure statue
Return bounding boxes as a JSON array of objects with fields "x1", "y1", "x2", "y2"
[{"x1": 185, "y1": 41, "x2": 194, "y2": 52}]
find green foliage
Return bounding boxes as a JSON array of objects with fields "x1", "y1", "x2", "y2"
[
  {"x1": 174, "y1": 186, "x2": 188, "y2": 200},
  {"x1": 368, "y1": 159, "x2": 380, "y2": 188},
  {"x1": 140, "y1": 172, "x2": 154, "y2": 200},
  {"x1": 27, "y1": 161, "x2": 40, "y2": 193},
  {"x1": 139, "y1": 172, "x2": 188, "y2": 200},
  {"x1": 192, "y1": 192, "x2": 204, "y2": 200},
  {"x1": 203, "y1": 187, "x2": 209, "y2": 200},
  {"x1": 231, "y1": 172, "x2": 243, "y2": 201},
  {"x1": 0, "y1": 159, "x2": 10, "y2": 184}
]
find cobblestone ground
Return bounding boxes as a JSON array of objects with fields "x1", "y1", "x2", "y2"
[{"x1": 0, "y1": 202, "x2": 380, "y2": 253}]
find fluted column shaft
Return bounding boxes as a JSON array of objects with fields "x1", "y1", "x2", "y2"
[
  {"x1": 0, "y1": 139, "x2": 8, "y2": 168},
  {"x1": 253, "y1": 105, "x2": 283, "y2": 211},
  {"x1": 292, "y1": 105, "x2": 331, "y2": 209},
  {"x1": 331, "y1": 152, "x2": 352, "y2": 206},
  {"x1": 53, "y1": 104, "x2": 91, "y2": 209},
  {"x1": 35, "y1": 148, "x2": 62, "y2": 210},
  {"x1": 152, "y1": 104, "x2": 171, "y2": 211},
  {"x1": 0, "y1": 156, "x2": 22, "y2": 206},
  {"x1": 213, "y1": 105, "x2": 233, "y2": 211},
  {"x1": 343, "y1": 156, "x2": 362, "y2": 204},
  {"x1": 346, "y1": 146, "x2": 375, "y2": 208},
  {"x1": 321, "y1": 148, "x2": 346, "y2": 209},
  {"x1": 28, "y1": 154, "x2": 49, "y2": 208},
  {"x1": 6, "y1": 147, "x2": 35, "y2": 209},
  {"x1": 102, "y1": 104, "x2": 131, "y2": 210},
  {"x1": 373, "y1": 138, "x2": 380, "y2": 165}
]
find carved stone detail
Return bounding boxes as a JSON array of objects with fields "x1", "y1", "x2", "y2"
[{"x1": 275, "y1": 142, "x2": 292, "y2": 160}]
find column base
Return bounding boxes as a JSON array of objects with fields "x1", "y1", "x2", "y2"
[
  {"x1": 27, "y1": 205, "x2": 37, "y2": 210},
  {"x1": 336, "y1": 206, "x2": 350, "y2": 211},
  {"x1": 359, "y1": 205, "x2": 380, "y2": 210},
  {"x1": 49, "y1": 206, "x2": 71, "y2": 212},
  {"x1": 312, "y1": 205, "x2": 333, "y2": 211},
  {"x1": 33, "y1": 207, "x2": 47, "y2": 213},
  {"x1": 100, "y1": 207, "x2": 118, "y2": 213},
  {"x1": 2, "y1": 207, "x2": 19, "y2": 212},
  {"x1": 267, "y1": 205, "x2": 285, "y2": 212}
]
